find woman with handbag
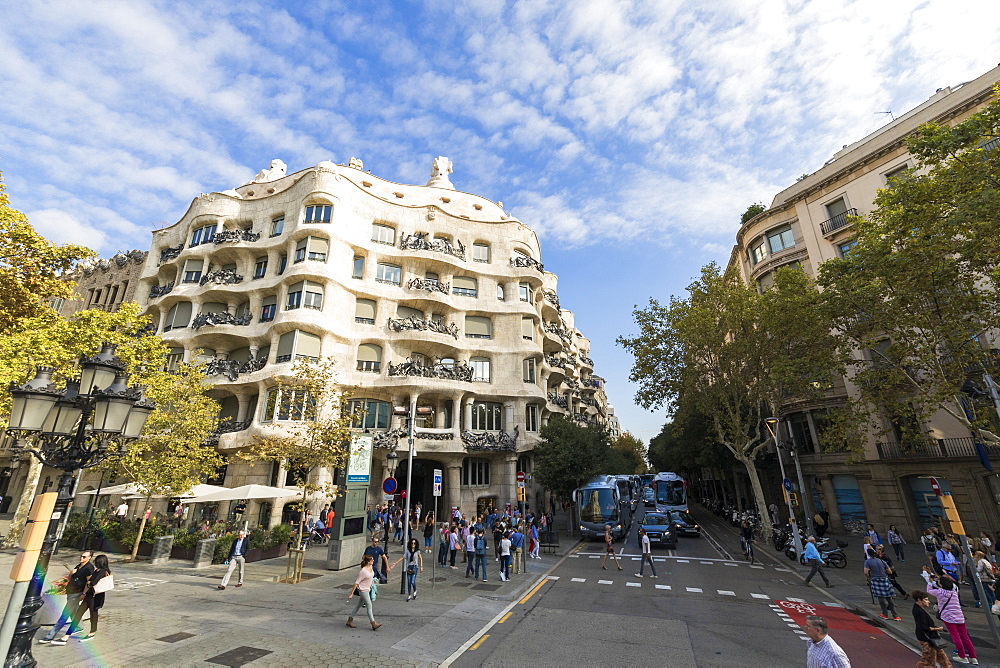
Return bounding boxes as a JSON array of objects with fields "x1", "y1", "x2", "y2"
[
  {"x1": 925, "y1": 570, "x2": 978, "y2": 664},
  {"x1": 58, "y1": 553, "x2": 112, "y2": 643},
  {"x1": 346, "y1": 554, "x2": 380, "y2": 631},
  {"x1": 975, "y1": 550, "x2": 996, "y2": 608},
  {"x1": 391, "y1": 538, "x2": 423, "y2": 601},
  {"x1": 912, "y1": 590, "x2": 951, "y2": 667}
]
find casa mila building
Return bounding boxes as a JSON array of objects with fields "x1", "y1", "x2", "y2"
[{"x1": 137, "y1": 156, "x2": 609, "y2": 527}]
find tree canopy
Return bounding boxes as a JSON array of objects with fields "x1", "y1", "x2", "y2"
[
  {"x1": 818, "y1": 92, "x2": 1000, "y2": 447},
  {"x1": 532, "y1": 418, "x2": 619, "y2": 500},
  {"x1": 619, "y1": 263, "x2": 844, "y2": 531}
]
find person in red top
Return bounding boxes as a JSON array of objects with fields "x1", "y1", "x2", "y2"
[{"x1": 325, "y1": 505, "x2": 335, "y2": 536}]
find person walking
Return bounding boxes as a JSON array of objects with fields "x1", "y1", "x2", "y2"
[
  {"x1": 363, "y1": 535, "x2": 390, "y2": 584},
  {"x1": 464, "y1": 529, "x2": 476, "y2": 578},
  {"x1": 912, "y1": 590, "x2": 951, "y2": 667},
  {"x1": 887, "y1": 525, "x2": 906, "y2": 562},
  {"x1": 804, "y1": 536, "x2": 832, "y2": 588},
  {"x1": 346, "y1": 554, "x2": 381, "y2": 631},
  {"x1": 499, "y1": 531, "x2": 512, "y2": 581},
  {"x1": 493, "y1": 518, "x2": 505, "y2": 561},
  {"x1": 438, "y1": 522, "x2": 450, "y2": 567},
  {"x1": 875, "y1": 545, "x2": 908, "y2": 599},
  {"x1": 922, "y1": 529, "x2": 940, "y2": 568},
  {"x1": 57, "y1": 554, "x2": 112, "y2": 643},
  {"x1": 601, "y1": 524, "x2": 623, "y2": 571},
  {"x1": 529, "y1": 521, "x2": 540, "y2": 559},
  {"x1": 866, "y1": 523, "x2": 883, "y2": 547},
  {"x1": 936, "y1": 541, "x2": 960, "y2": 581},
  {"x1": 510, "y1": 526, "x2": 525, "y2": 575},
  {"x1": 41, "y1": 551, "x2": 95, "y2": 644},
  {"x1": 634, "y1": 527, "x2": 657, "y2": 579},
  {"x1": 474, "y1": 528, "x2": 488, "y2": 582},
  {"x1": 864, "y1": 549, "x2": 900, "y2": 621},
  {"x1": 449, "y1": 523, "x2": 460, "y2": 568},
  {"x1": 804, "y1": 615, "x2": 851, "y2": 667},
  {"x1": 391, "y1": 538, "x2": 423, "y2": 601},
  {"x1": 925, "y1": 570, "x2": 977, "y2": 664},
  {"x1": 217, "y1": 530, "x2": 250, "y2": 589},
  {"x1": 423, "y1": 515, "x2": 435, "y2": 554}
]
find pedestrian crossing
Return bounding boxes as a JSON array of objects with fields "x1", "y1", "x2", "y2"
[
  {"x1": 542, "y1": 574, "x2": 846, "y2": 607},
  {"x1": 569, "y1": 553, "x2": 795, "y2": 574}
]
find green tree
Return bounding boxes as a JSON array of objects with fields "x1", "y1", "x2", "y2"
[
  {"x1": 612, "y1": 432, "x2": 648, "y2": 474},
  {"x1": 618, "y1": 263, "x2": 844, "y2": 534},
  {"x1": 241, "y1": 357, "x2": 355, "y2": 545},
  {"x1": 532, "y1": 418, "x2": 614, "y2": 501},
  {"x1": 647, "y1": 400, "x2": 731, "y2": 476},
  {"x1": 740, "y1": 202, "x2": 766, "y2": 224},
  {"x1": 818, "y1": 93, "x2": 1000, "y2": 448}
]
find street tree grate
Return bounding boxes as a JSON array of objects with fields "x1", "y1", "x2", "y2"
[
  {"x1": 206, "y1": 646, "x2": 273, "y2": 667},
  {"x1": 156, "y1": 632, "x2": 195, "y2": 643}
]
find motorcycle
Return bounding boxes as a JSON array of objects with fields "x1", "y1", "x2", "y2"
[{"x1": 797, "y1": 539, "x2": 848, "y2": 568}]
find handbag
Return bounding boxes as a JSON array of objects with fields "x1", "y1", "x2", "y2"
[
  {"x1": 991, "y1": 600, "x2": 1000, "y2": 616},
  {"x1": 92, "y1": 574, "x2": 114, "y2": 594},
  {"x1": 369, "y1": 580, "x2": 378, "y2": 602}
]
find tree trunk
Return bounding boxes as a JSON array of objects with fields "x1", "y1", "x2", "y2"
[
  {"x1": 735, "y1": 452, "x2": 773, "y2": 538},
  {"x1": 2, "y1": 457, "x2": 43, "y2": 549},
  {"x1": 129, "y1": 494, "x2": 152, "y2": 562}
]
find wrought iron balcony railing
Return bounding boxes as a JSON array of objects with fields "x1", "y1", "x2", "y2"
[
  {"x1": 159, "y1": 244, "x2": 183, "y2": 263},
  {"x1": 399, "y1": 233, "x2": 466, "y2": 260},
  {"x1": 461, "y1": 427, "x2": 517, "y2": 452},
  {"x1": 148, "y1": 282, "x2": 174, "y2": 299},
  {"x1": 387, "y1": 315, "x2": 459, "y2": 339},
  {"x1": 191, "y1": 311, "x2": 252, "y2": 329},
  {"x1": 200, "y1": 269, "x2": 244, "y2": 286},
  {"x1": 819, "y1": 208, "x2": 858, "y2": 236},
  {"x1": 511, "y1": 255, "x2": 544, "y2": 272},
  {"x1": 387, "y1": 359, "x2": 474, "y2": 382},
  {"x1": 876, "y1": 437, "x2": 998, "y2": 460},
  {"x1": 407, "y1": 277, "x2": 450, "y2": 294},
  {"x1": 212, "y1": 229, "x2": 260, "y2": 244}
]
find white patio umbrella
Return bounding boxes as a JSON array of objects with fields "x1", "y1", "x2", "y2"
[
  {"x1": 122, "y1": 484, "x2": 228, "y2": 500},
  {"x1": 77, "y1": 483, "x2": 144, "y2": 496},
  {"x1": 180, "y1": 484, "x2": 304, "y2": 504}
]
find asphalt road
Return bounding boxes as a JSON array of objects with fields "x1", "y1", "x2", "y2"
[{"x1": 451, "y1": 505, "x2": 915, "y2": 668}]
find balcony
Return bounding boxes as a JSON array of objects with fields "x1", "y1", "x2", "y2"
[
  {"x1": 148, "y1": 282, "x2": 174, "y2": 299},
  {"x1": 543, "y1": 321, "x2": 571, "y2": 342},
  {"x1": 543, "y1": 291, "x2": 560, "y2": 310},
  {"x1": 511, "y1": 255, "x2": 544, "y2": 272},
  {"x1": 191, "y1": 311, "x2": 252, "y2": 329},
  {"x1": 819, "y1": 208, "x2": 858, "y2": 236},
  {"x1": 547, "y1": 393, "x2": 568, "y2": 409},
  {"x1": 159, "y1": 244, "x2": 183, "y2": 263},
  {"x1": 387, "y1": 359, "x2": 474, "y2": 382},
  {"x1": 213, "y1": 229, "x2": 260, "y2": 244},
  {"x1": 399, "y1": 233, "x2": 466, "y2": 261},
  {"x1": 875, "y1": 437, "x2": 999, "y2": 460},
  {"x1": 203, "y1": 356, "x2": 267, "y2": 381},
  {"x1": 461, "y1": 428, "x2": 517, "y2": 452},
  {"x1": 407, "y1": 277, "x2": 450, "y2": 295},
  {"x1": 388, "y1": 315, "x2": 459, "y2": 339},
  {"x1": 356, "y1": 360, "x2": 381, "y2": 373},
  {"x1": 200, "y1": 269, "x2": 244, "y2": 286}
]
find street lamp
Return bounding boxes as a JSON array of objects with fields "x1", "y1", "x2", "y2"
[
  {"x1": 4, "y1": 345, "x2": 154, "y2": 666},
  {"x1": 391, "y1": 402, "x2": 432, "y2": 595},
  {"x1": 765, "y1": 417, "x2": 802, "y2": 562}
]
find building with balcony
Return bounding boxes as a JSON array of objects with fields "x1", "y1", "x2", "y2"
[
  {"x1": 137, "y1": 156, "x2": 610, "y2": 525},
  {"x1": 52, "y1": 249, "x2": 148, "y2": 317},
  {"x1": 729, "y1": 64, "x2": 1000, "y2": 539}
]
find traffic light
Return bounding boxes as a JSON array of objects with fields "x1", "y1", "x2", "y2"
[
  {"x1": 517, "y1": 486, "x2": 526, "y2": 502},
  {"x1": 788, "y1": 493, "x2": 799, "y2": 507}
]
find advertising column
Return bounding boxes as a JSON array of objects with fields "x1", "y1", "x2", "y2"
[{"x1": 326, "y1": 434, "x2": 373, "y2": 570}]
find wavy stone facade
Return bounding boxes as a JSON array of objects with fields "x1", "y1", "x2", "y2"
[{"x1": 138, "y1": 158, "x2": 609, "y2": 524}]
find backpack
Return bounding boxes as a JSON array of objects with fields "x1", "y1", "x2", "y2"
[{"x1": 475, "y1": 537, "x2": 485, "y2": 554}]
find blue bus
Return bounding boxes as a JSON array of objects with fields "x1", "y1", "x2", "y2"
[
  {"x1": 652, "y1": 472, "x2": 688, "y2": 514},
  {"x1": 575, "y1": 475, "x2": 633, "y2": 540}
]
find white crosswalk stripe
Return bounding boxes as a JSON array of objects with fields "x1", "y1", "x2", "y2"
[
  {"x1": 598, "y1": 580, "x2": 613, "y2": 585},
  {"x1": 752, "y1": 593, "x2": 771, "y2": 599},
  {"x1": 655, "y1": 584, "x2": 671, "y2": 590},
  {"x1": 786, "y1": 597, "x2": 806, "y2": 603},
  {"x1": 718, "y1": 590, "x2": 735, "y2": 596},
  {"x1": 546, "y1": 576, "x2": 560, "y2": 580},
  {"x1": 626, "y1": 582, "x2": 641, "y2": 587},
  {"x1": 822, "y1": 602, "x2": 843, "y2": 607},
  {"x1": 686, "y1": 587, "x2": 703, "y2": 593},
  {"x1": 571, "y1": 578, "x2": 586, "y2": 582}
]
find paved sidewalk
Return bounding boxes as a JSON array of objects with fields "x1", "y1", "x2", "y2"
[
  {"x1": 700, "y1": 507, "x2": 1000, "y2": 666},
  {"x1": 0, "y1": 522, "x2": 580, "y2": 667}
]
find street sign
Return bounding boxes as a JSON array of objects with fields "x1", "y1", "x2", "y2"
[
  {"x1": 517, "y1": 481, "x2": 525, "y2": 488},
  {"x1": 929, "y1": 477, "x2": 942, "y2": 496},
  {"x1": 516, "y1": 471, "x2": 526, "y2": 483},
  {"x1": 433, "y1": 469, "x2": 442, "y2": 497},
  {"x1": 782, "y1": 478, "x2": 792, "y2": 492},
  {"x1": 382, "y1": 477, "x2": 397, "y2": 495}
]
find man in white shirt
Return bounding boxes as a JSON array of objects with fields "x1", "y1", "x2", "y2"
[
  {"x1": 805, "y1": 616, "x2": 851, "y2": 667},
  {"x1": 114, "y1": 501, "x2": 129, "y2": 521},
  {"x1": 635, "y1": 527, "x2": 658, "y2": 578}
]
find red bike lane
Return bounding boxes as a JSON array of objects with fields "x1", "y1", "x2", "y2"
[{"x1": 775, "y1": 600, "x2": 917, "y2": 667}]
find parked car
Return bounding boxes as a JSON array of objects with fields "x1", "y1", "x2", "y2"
[
  {"x1": 643, "y1": 486, "x2": 656, "y2": 508},
  {"x1": 638, "y1": 513, "x2": 677, "y2": 549},
  {"x1": 669, "y1": 510, "x2": 701, "y2": 537}
]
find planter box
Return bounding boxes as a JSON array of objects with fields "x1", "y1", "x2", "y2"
[
  {"x1": 171, "y1": 546, "x2": 196, "y2": 560},
  {"x1": 245, "y1": 543, "x2": 288, "y2": 563}
]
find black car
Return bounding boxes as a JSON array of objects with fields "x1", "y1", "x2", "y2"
[
  {"x1": 643, "y1": 486, "x2": 656, "y2": 508},
  {"x1": 669, "y1": 510, "x2": 701, "y2": 537},
  {"x1": 639, "y1": 513, "x2": 677, "y2": 549}
]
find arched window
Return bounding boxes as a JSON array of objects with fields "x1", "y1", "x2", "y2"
[
  {"x1": 347, "y1": 399, "x2": 391, "y2": 429},
  {"x1": 287, "y1": 281, "x2": 324, "y2": 310},
  {"x1": 519, "y1": 282, "x2": 534, "y2": 303},
  {"x1": 261, "y1": 295, "x2": 277, "y2": 322},
  {"x1": 182, "y1": 259, "x2": 203, "y2": 283},
  {"x1": 260, "y1": 386, "x2": 316, "y2": 422},
  {"x1": 305, "y1": 204, "x2": 332, "y2": 223},
  {"x1": 355, "y1": 299, "x2": 376, "y2": 325},
  {"x1": 201, "y1": 301, "x2": 226, "y2": 315},
  {"x1": 294, "y1": 236, "x2": 329, "y2": 263},
  {"x1": 473, "y1": 243, "x2": 490, "y2": 263},
  {"x1": 397, "y1": 305, "x2": 424, "y2": 320},
  {"x1": 470, "y1": 357, "x2": 491, "y2": 383},
  {"x1": 471, "y1": 402, "x2": 503, "y2": 431},
  {"x1": 357, "y1": 343, "x2": 382, "y2": 372},
  {"x1": 276, "y1": 330, "x2": 321, "y2": 363},
  {"x1": 462, "y1": 457, "x2": 491, "y2": 486},
  {"x1": 497, "y1": 284, "x2": 505, "y2": 301},
  {"x1": 163, "y1": 302, "x2": 192, "y2": 331}
]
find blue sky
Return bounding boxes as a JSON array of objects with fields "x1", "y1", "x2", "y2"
[{"x1": 2, "y1": 1, "x2": 997, "y2": 444}]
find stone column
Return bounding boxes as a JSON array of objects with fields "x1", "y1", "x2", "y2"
[
  {"x1": 804, "y1": 411, "x2": 822, "y2": 454},
  {"x1": 447, "y1": 463, "x2": 462, "y2": 519},
  {"x1": 435, "y1": 401, "x2": 446, "y2": 428},
  {"x1": 818, "y1": 476, "x2": 842, "y2": 532},
  {"x1": 236, "y1": 395, "x2": 250, "y2": 422},
  {"x1": 504, "y1": 402, "x2": 515, "y2": 434},
  {"x1": 452, "y1": 398, "x2": 463, "y2": 438},
  {"x1": 463, "y1": 400, "x2": 474, "y2": 432},
  {"x1": 504, "y1": 454, "x2": 518, "y2": 509}
]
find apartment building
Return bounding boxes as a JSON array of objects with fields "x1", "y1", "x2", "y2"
[
  {"x1": 729, "y1": 65, "x2": 1000, "y2": 539},
  {"x1": 136, "y1": 156, "x2": 609, "y2": 526}
]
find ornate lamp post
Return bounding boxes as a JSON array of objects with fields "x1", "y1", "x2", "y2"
[
  {"x1": 4, "y1": 345, "x2": 154, "y2": 666},
  {"x1": 391, "y1": 402, "x2": 432, "y2": 595}
]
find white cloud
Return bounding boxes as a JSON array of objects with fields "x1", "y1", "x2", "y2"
[{"x1": 28, "y1": 209, "x2": 110, "y2": 252}]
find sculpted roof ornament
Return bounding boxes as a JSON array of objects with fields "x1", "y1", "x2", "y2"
[
  {"x1": 426, "y1": 156, "x2": 455, "y2": 190},
  {"x1": 348, "y1": 157, "x2": 364, "y2": 170},
  {"x1": 246, "y1": 159, "x2": 287, "y2": 184}
]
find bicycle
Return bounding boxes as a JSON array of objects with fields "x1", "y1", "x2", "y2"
[{"x1": 741, "y1": 537, "x2": 755, "y2": 565}]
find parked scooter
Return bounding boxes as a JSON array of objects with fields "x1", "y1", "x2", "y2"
[{"x1": 796, "y1": 539, "x2": 848, "y2": 568}]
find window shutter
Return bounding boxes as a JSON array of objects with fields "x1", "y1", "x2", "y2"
[
  {"x1": 309, "y1": 237, "x2": 330, "y2": 256},
  {"x1": 277, "y1": 331, "x2": 295, "y2": 357},
  {"x1": 289, "y1": 281, "x2": 304, "y2": 294},
  {"x1": 465, "y1": 316, "x2": 491, "y2": 336},
  {"x1": 172, "y1": 302, "x2": 192, "y2": 328},
  {"x1": 201, "y1": 301, "x2": 226, "y2": 314},
  {"x1": 184, "y1": 259, "x2": 203, "y2": 273},
  {"x1": 229, "y1": 347, "x2": 251, "y2": 363},
  {"x1": 522, "y1": 318, "x2": 534, "y2": 339},
  {"x1": 397, "y1": 306, "x2": 423, "y2": 320},
  {"x1": 262, "y1": 295, "x2": 277, "y2": 308},
  {"x1": 297, "y1": 332, "x2": 321, "y2": 358},
  {"x1": 357, "y1": 343, "x2": 382, "y2": 362},
  {"x1": 453, "y1": 276, "x2": 477, "y2": 290},
  {"x1": 355, "y1": 299, "x2": 376, "y2": 320}
]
